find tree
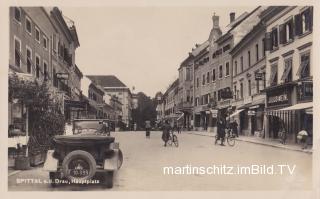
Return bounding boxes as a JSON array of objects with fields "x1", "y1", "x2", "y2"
[
  {"x1": 9, "y1": 73, "x2": 65, "y2": 154},
  {"x1": 132, "y1": 92, "x2": 157, "y2": 129}
]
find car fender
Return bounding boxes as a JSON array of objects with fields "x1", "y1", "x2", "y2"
[
  {"x1": 43, "y1": 150, "x2": 58, "y2": 171},
  {"x1": 103, "y1": 149, "x2": 123, "y2": 171}
]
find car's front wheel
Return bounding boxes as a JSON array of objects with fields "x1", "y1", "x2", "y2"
[{"x1": 102, "y1": 171, "x2": 114, "y2": 188}]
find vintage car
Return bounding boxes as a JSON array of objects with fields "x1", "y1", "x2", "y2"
[{"x1": 43, "y1": 119, "x2": 123, "y2": 188}]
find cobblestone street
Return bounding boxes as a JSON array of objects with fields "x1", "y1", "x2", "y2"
[{"x1": 8, "y1": 131, "x2": 312, "y2": 191}]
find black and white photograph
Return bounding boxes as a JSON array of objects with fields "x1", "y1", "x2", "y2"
[{"x1": 2, "y1": 0, "x2": 320, "y2": 198}]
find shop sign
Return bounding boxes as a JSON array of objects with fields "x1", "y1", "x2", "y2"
[
  {"x1": 211, "y1": 109, "x2": 218, "y2": 118},
  {"x1": 56, "y1": 73, "x2": 69, "y2": 80},
  {"x1": 255, "y1": 72, "x2": 264, "y2": 80},
  {"x1": 267, "y1": 93, "x2": 289, "y2": 106},
  {"x1": 248, "y1": 110, "x2": 256, "y2": 116}
]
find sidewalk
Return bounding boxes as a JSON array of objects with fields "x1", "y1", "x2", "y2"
[{"x1": 187, "y1": 131, "x2": 313, "y2": 154}]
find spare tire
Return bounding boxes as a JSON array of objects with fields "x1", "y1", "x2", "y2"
[{"x1": 62, "y1": 150, "x2": 96, "y2": 182}]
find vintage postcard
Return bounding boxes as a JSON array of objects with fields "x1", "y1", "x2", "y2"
[{"x1": 2, "y1": 0, "x2": 319, "y2": 198}]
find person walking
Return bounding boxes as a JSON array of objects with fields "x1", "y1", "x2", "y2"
[
  {"x1": 145, "y1": 120, "x2": 151, "y2": 138},
  {"x1": 232, "y1": 120, "x2": 239, "y2": 137},
  {"x1": 215, "y1": 117, "x2": 226, "y2": 146},
  {"x1": 162, "y1": 120, "x2": 171, "y2": 147}
]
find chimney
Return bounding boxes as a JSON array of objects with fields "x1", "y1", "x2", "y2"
[
  {"x1": 230, "y1": 12, "x2": 235, "y2": 23},
  {"x1": 212, "y1": 13, "x2": 219, "y2": 28}
]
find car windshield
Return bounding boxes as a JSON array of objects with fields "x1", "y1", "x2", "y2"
[{"x1": 73, "y1": 121, "x2": 104, "y2": 135}]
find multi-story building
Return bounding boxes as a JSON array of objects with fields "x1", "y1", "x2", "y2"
[
  {"x1": 230, "y1": 19, "x2": 267, "y2": 137},
  {"x1": 9, "y1": 6, "x2": 82, "y2": 127},
  {"x1": 193, "y1": 14, "x2": 222, "y2": 132},
  {"x1": 87, "y1": 75, "x2": 132, "y2": 128},
  {"x1": 163, "y1": 79, "x2": 179, "y2": 127},
  {"x1": 155, "y1": 92, "x2": 165, "y2": 124},
  {"x1": 177, "y1": 54, "x2": 194, "y2": 130},
  {"x1": 261, "y1": 6, "x2": 313, "y2": 143}
]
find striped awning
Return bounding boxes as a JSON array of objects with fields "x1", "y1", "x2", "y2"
[{"x1": 279, "y1": 102, "x2": 312, "y2": 111}]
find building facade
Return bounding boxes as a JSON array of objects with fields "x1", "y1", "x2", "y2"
[
  {"x1": 262, "y1": 6, "x2": 313, "y2": 143},
  {"x1": 230, "y1": 21, "x2": 267, "y2": 137},
  {"x1": 177, "y1": 55, "x2": 194, "y2": 130},
  {"x1": 87, "y1": 75, "x2": 132, "y2": 128},
  {"x1": 163, "y1": 79, "x2": 180, "y2": 127},
  {"x1": 9, "y1": 6, "x2": 83, "y2": 132}
]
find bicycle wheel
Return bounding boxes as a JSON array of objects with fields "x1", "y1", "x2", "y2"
[
  {"x1": 214, "y1": 135, "x2": 218, "y2": 145},
  {"x1": 227, "y1": 136, "x2": 235, "y2": 146},
  {"x1": 173, "y1": 135, "x2": 179, "y2": 147},
  {"x1": 167, "y1": 136, "x2": 172, "y2": 146}
]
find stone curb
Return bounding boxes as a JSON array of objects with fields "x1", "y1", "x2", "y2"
[{"x1": 186, "y1": 132, "x2": 312, "y2": 154}]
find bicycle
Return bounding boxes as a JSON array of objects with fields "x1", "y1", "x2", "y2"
[
  {"x1": 214, "y1": 128, "x2": 235, "y2": 147},
  {"x1": 167, "y1": 130, "x2": 179, "y2": 147}
]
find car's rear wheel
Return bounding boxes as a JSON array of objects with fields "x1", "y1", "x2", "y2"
[
  {"x1": 102, "y1": 171, "x2": 114, "y2": 188},
  {"x1": 62, "y1": 150, "x2": 96, "y2": 182}
]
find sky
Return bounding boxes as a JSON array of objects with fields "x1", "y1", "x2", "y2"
[{"x1": 61, "y1": 6, "x2": 255, "y2": 97}]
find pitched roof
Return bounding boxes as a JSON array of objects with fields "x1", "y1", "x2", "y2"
[{"x1": 86, "y1": 75, "x2": 127, "y2": 88}]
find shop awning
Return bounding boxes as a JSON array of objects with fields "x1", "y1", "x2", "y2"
[
  {"x1": 296, "y1": 60, "x2": 309, "y2": 77},
  {"x1": 305, "y1": 108, "x2": 313, "y2": 114},
  {"x1": 177, "y1": 112, "x2": 184, "y2": 121},
  {"x1": 281, "y1": 60, "x2": 292, "y2": 81},
  {"x1": 279, "y1": 102, "x2": 312, "y2": 111},
  {"x1": 229, "y1": 109, "x2": 244, "y2": 118}
]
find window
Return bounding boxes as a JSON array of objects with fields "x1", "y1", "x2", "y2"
[
  {"x1": 35, "y1": 27, "x2": 40, "y2": 42},
  {"x1": 36, "y1": 55, "x2": 40, "y2": 78},
  {"x1": 226, "y1": 62, "x2": 230, "y2": 76},
  {"x1": 25, "y1": 17, "x2": 32, "y2": 34},
  {"x1": 248, "y1": 79, "x2": 251, "y2": 96},
  {"x1": 280, "y1": 19, "x2": 294, "y2": 44},
  {"x1": 186, "y1": 68, "x2": 191, "y2": 81},
  {"x1": 281, "y1": 58, "x2": 293, "y2": 83},
  {"x1": 26, "y1": 47, "x2": 32, "y2": 73},
  {"x1": 53, "y1": 68, "x2": 58, "y2": 87},
  {"x1": 43, "y1": 35, "x2": 48, "y2": 49},
  {"x1": 271, "y1": 28, "x2": 278, "y2": 49},
  {"x1": 298, "y1": 52, "x2": 310, "y2": 79},
  {"x1": 240, "y1": 82, "x2": 243, "y2": 99},
  {"x1": 223, "y1": 44, "x2": 230, "y2": 52},
  {"x1": 234, "y1": 85, "x2": 237, "y2": 100},
  {"x1": 206, "y1": 72, "x2": 210, "y2": 83},
  {"x1": 212, "y1": 69, "x2": 216, "y2": 81},
  {"x1": 14, "y1": 37, "x2": 21, "y2": 67},
  {"x1": 256, "y1": 76, "x2": 260, "y2": 94},
  {"x1": 262, "y1": 38, "x2": 266, "y2": 56},
  {"x1": 240, "y1": 56, "x2": 244, "y2": 72},
  {"x1": 202, "y1": 74, "x2": 205, "y2": 85},
  {"x1": 213, "y1": 91, "x2": 217, "y2": 101},
  {"x1": 248, "y1": 51, "x2": 251, "y2": 67},
  {"x1": 43, "y1": 61, "x2": 48, "y2": 81},
  {"x1": 196, "y1": 77, "x2": 199, "y2": 88},
  {"x1": 255, "y1": 44, "x2": 259, "y2": 62},
  {"x1": 219, "y1": 65, "x2": 223, "y2": 78},
  {"x1": 14, "y1": 7, "x2": 21, "y2": 22},
  {"x1": 295, "y1": 7, "x2": 313, "y2": 35},
  {"x1": 234, "y1": 61, "x2": 238, "y2": 76},
  {"x1": 53, "y1": 34, "x2": 58, "y2": 53},
  {"x1": 270, "y1": 64, "x2": 278, "y2": 86}
]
